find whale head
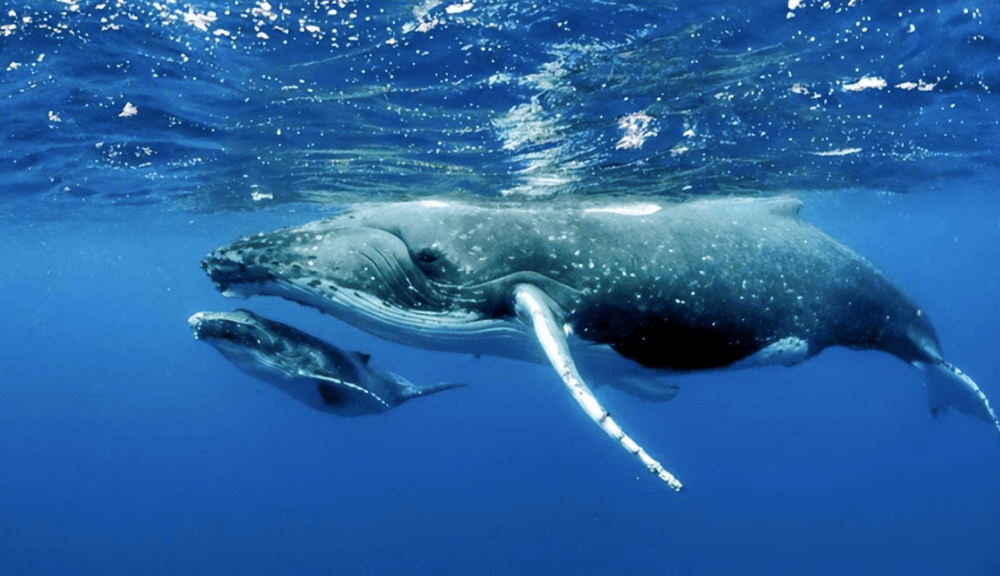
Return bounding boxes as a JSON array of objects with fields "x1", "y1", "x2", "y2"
[{"x1": 200, "y1": 200, "x2": 580, "y2": 355}]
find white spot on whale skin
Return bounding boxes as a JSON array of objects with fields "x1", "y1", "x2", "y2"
[
  {"x1": 418, "y1": 200, "x2": 450, "y2": 208},
  {"x1": 584, "y1": 204, "x2": 661, "y2": 216}
]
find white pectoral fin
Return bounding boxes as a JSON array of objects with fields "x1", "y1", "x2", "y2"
[
  {"x1": 917, "y1": 361, "x2": 1000, "y2": 437},
  {"x1": 512, "y1": 283, "x2": 683, "y2": 491}
]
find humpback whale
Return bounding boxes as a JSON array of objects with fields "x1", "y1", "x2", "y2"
[
  {"x1": 200, "y1": 196, "x2": 999, "y2": 490},
  {"x1": 188, "y1": 309, "x2": 464, "y2": 417}
]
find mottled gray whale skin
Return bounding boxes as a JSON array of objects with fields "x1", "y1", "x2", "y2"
[
  {"x1": 205, "y1": 198, "x2": 931, "y2": 365},
  {"x1": 200, "y1": 196, "x2": 998, "y2": 487},
  {"x1": 188, "y1": 309, "x2": 464, "y2": 417}
]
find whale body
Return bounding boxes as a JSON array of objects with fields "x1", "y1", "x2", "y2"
[
  {"x1": 189, "y1": 309, "x2": 464, "y2": 417},
  {"x1": 199, "y1": 196, "x2": 998, "y2": 489}
]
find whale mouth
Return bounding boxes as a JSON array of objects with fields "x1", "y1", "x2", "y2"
[{"x1": 189, "y1": 310, "x2": 265, "y2": 345}]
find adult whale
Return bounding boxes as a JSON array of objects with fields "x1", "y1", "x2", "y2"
[{"x1": 201, "y1": 196, "x2": 999, "y2": 490}]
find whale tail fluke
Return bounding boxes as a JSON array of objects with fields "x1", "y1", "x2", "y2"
[
  {"x1": 406, "y1": 381, "x2": 467, "y2": 399},
  {"x1": 917, "y1": 361, "x2": 1000, "y2": 437},
  {"x1": 387, "y1": 373, "x2": 466, "y2": 402}
]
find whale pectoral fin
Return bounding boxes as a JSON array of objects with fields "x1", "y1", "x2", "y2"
[
  {"x1": 917, "y1": 361, "x2": 1000, "y2": 437},
  {"x1": 512, "y1": 283, "x2": 683, "y2": 491}
]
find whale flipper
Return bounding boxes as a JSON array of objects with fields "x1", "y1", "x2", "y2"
[
  {"x1": 513, "y1": 283, "x2": 683, "y2": 491},
  {"x1": 919, "y1": 361, "x2": 1000, "y2": 436}
]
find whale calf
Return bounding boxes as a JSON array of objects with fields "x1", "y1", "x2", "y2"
[
  {"x1": 200, "y1": 196, "x2": 999, "y2": 489},
  {"x1": 188, "y1": 309, "x2": 464, "y2": 417}
]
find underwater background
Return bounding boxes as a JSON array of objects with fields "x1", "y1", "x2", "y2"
[{"x1": 1, "y1": 1, "x2": 998, "y2": 574}]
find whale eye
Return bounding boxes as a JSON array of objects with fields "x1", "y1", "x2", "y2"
[
  {"x1": 416, "y1": 248, "x2": 440, "y2": 264},
  {"x1": 413, "y1": 246, "x2": 458, "y2": 280},
  {"x1": 413, "y1": 247, "x2": 445, "y2": 277}
]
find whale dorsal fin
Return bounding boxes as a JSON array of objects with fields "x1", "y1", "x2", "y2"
[
  {"x1": 765, "y1": 196, "x2": 803, "y2": 218},
  {"x1": 512, "y1": 283, "x2": 683, "y2": 491}
]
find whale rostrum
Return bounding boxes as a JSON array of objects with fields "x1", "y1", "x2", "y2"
[{"x1": 198, "y1": 196, "x2": 999, "y2": 489}]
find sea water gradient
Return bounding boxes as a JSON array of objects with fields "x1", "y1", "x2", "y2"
[{"x1": 1, "y1": 2, "x2": 998, "y2": 575}]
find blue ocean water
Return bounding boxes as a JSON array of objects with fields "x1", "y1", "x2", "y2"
[{"x1": 1, "y1": 1, "x2": 998, "y2": 575}]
